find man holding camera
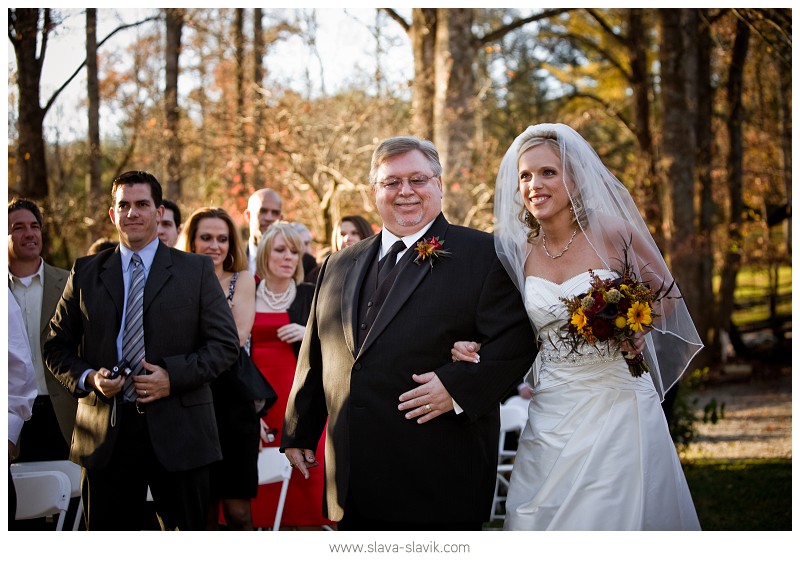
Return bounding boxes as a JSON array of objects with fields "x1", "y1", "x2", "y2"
[{"x1": 43, "y1": 171, "x2": 239, "y2": 530}]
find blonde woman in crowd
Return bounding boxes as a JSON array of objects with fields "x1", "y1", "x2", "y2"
[{"x1": 249, "y1": 222, "x2": 333, "y2": 529}]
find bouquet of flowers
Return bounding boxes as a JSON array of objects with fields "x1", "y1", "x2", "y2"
[{"x1": 559, "y1": 260, "x2": 673, "y2": 377}]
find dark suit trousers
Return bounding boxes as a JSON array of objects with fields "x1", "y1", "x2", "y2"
[
  {"x1": 15, "y1": 395, "x2": 70, "y2": 462},
  {"x1": 338, "y1": 492, "x2": 482, "y2": 531},
  {"x1": 83, "y1": 403, "x2": 210, "y2": 531}
]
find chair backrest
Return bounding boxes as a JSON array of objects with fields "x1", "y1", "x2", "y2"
[
  {"x1": 256, "y1": 448, "x2": 292, "y2": 531},
  {"x1": 12, "y1": 470, "x2": 71, "y2": 530},
  {"x1": 498, "y1": 402, "x2": 527, "y2": 460},
  {"x1": 11, "y1": 460, "x2": 83, "y2": 530},
  {"x1": 257, "y1": 447, "x2": 292, "y2": 484},
  {"x1": 503, "y1": 395, "x2": 530, "y2": 415},
  {"x1": 499, "y1": 402, "x2": 527, "y2": 435},
  {"x1": 11, "y1": 460, "x2": 81, "y2": 497}
]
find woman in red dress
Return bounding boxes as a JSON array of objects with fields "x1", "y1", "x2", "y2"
[{"x1": 250, "y1": 222, "x2": 333, "y2": 529}]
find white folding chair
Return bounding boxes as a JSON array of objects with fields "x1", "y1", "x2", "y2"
[
  {"x1": 11, "y1": 470, "x2": 72, "y2": 530},
  {"x1": 498, "y1": 400, "x2": 528, "y2": 462},
  {"x1": 502, "y1": 395, "x2": 531, "y2": 418},
  {"x1": 11, "y1": 460, "x2": 83, "y2": 530},
  {"x1": 257, "y1": 447, "x2": 292, "y2": 531},
  {"x1": 491, "y1": 401, "x2": 528, "y2": 522}
]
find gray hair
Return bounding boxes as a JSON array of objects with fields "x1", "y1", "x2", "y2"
[{"x1": 368, "y1": 136, "x2": 443, "y2": 185}]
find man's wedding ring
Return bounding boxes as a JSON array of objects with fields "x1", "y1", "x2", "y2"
[
  {"x1": 143, "y1": 390, "x2": 147, "y2": 397},
  {"x1": 425, "y1": 404, "x2": 432, "y2": 412}
]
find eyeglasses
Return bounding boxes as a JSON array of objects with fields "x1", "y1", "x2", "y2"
[{"x1": 376, "y1": 174, "x2": 437, "y2": 191}]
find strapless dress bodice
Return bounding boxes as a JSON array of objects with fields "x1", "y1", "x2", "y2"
[{"x1": 525, "y1": 270, "x2": 621, "y2": 368}]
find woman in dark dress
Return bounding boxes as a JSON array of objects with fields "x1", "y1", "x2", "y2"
[{"x1": 180, "y1": 207, "x2": 259, "y2": 530}]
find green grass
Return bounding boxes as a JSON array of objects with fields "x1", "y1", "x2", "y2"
[
  {"x1": 683, "y1": 458, "x2": 792, "y2": 530},
  {"x1": 732, "y1": 265, "x2": 792, "y2": 294},
  {"x1": 732, "y1": 302, "x2": 791, "y2": 326},
  {"x1": 723, "y1": 265, "x2": 792, "y2": 326},
  {"x1": 484, "y1": 458, "x2": 791, "y2": 530}
]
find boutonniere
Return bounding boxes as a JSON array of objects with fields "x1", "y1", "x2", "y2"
[{"x1": 413, "y1": 236, "x2": 452, "y2": 269}]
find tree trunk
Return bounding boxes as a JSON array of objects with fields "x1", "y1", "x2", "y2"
[
  {"x1": 716, "y1": 17, "x2": 751, "y2": 347},
  {"x1": 252, "y1": 7, "x2": 265, "y2": 190},
  {"x1": 778, "y1": 52, "x2": 791, "y2": 254},
  {"x1": 234, "y1": 8, "x2": 247, "y2": 192},
  {"x1": 164, "y1": 8, "x2": 184, "y2": 201},
  {"x1": 410, "y1": 8, "x2": 436, "y2": 141},
  {"x1": 8, "y1": 8, "x2": 50, "y2": 200},
  {"x1": 694, "y1": 9, "x2": 717, "y2": 358},
  {"x1": 627, "y1": 9, "x2": 664, "y2": 249},
  {"x1": 86, "y1": 9, "x2": 102, "y2": 205},
  {"x1": 433, "y1": 8, "x2": 475, "y2": 223},
  {"x1": 659, "y1": 10, "x2": 702, "y2": 318}
]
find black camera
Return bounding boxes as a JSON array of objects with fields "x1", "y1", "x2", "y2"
[{"x1": 109, "y1": 359, "x2": 132, "y2": 380}]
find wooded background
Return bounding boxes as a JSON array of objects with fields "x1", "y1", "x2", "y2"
[{"x1": 7, "y1": 8, "x2": 792, "y2": 368}]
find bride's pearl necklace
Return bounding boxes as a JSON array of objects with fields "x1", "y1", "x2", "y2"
[
  {"x1": 542, "y1": 227, "x2": 578, "y2": 260},
  {"x1": 258, "y1": 279, "x2": 296, "y2": 310}
]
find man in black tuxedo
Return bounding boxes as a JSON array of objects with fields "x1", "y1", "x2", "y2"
[
  {"x1": 283, "y1": 137, "x2": 536, "y2": 530},
  {"x1": 43, "y1": 171, "x2": 239, "y2": 530}
]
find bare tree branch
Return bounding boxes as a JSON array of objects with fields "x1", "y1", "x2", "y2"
[
  {"x1": 380, "y1": 8, "x2": 410, "y2": 33},
  {"x1": 43, "y1": 14, "x2": 161, "y2": 115},
  {"x1": 479, "y1": 8, "x2": 572, "y2": 45},
  {"x1": 565, "y1": 90, "x2": 633, "y2": 135},
  {"x1": 563, "y1": 31, "x2": 631, "y2": 81},
  {"x1": 584, "y1": 8, "x2": 627, "y2": 48}
]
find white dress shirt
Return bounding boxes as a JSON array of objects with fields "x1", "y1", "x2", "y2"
[
  {"x1": 8, "y1": 258, "x2": 46, "y2": 394},
  {"x1": 379, "y1": 219, "x2": 436, "y2": 264},
  {"x1": 8, "y1": 287, "x2": 37, "y2": 445},
  {"x1": 248, "y1": 239, "x2": 258, "y2": 276}
]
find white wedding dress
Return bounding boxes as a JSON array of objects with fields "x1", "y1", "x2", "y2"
[{"x1": 504, "y1": 271, "x2": 701, "y2": 531}]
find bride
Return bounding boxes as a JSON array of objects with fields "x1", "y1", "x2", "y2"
[{"x1": 453, "y1": 123, "x2": 703, "y2": 530}]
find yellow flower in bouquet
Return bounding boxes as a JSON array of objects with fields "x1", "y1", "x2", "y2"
[
  {"x1": 626, "y1": 301, "x2": 652, "y2": 332},
  {"x1": 571, "y1": 309, "x2": 588, "y2": 332}
]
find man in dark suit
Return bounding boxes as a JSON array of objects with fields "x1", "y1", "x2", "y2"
[
  {"x1": 43, "y1": 171, "x2": 239, "y2": 530},
  {"x1": 283, "y1": 137, "x2": 536, "y2": 530},
  {"x1": 8, "y1": 198, "x2": 75, "y2": 463}
]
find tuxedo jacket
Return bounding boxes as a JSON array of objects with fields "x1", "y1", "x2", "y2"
[
  {"x1": 43, "y1": 242, "x2": 240, "y2": 472},
  {"x1": 283, "y1": 213, "x2": 536, "y2": 523}
]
